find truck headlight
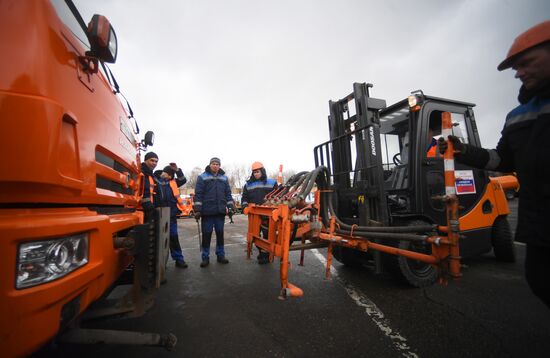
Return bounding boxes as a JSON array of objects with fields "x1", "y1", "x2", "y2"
[{"x1": 16, "y1": 233, "x2": 89, "y2": 289}]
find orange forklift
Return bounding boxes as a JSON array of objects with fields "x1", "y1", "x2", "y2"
[
  {"x1": 0, "y1": 1, "x2": 173, "y2": 356},
  {"x1": 245, "y1": 83, "x2": 518, "y2": 297}
]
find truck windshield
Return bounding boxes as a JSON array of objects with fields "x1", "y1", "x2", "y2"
[{"x1": 50, "y1": 0, "x2": 90, "y2": 49}]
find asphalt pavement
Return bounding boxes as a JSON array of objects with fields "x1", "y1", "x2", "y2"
[{"x1": 38, "y1": 199, "x2": 550, "y2": 358}]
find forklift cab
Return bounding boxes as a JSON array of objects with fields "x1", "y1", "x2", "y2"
[
  {"x1": 380, "y1": 94, "x2": 489, "y2": 228},
  {"x1": 315, "y1": 83, "x2": 514, "y2": 286}
]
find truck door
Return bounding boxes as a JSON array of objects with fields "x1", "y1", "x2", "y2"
[{"x1": 418, "y1": 103, "x2": 489, "y2": 225}]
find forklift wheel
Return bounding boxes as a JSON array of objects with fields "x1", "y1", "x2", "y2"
[
  {"x1": 332, "y1": 246, "x2": 364, "y2": 268},
  {"x1": 491, "y1": 216, "x2": 516, "y2": 262},
  {"x1": 382, "y1": 221, "x2": 438, "y2": 288},
  {"x1": 394, "y1": 240, "x2": 438, "y2": 287}
]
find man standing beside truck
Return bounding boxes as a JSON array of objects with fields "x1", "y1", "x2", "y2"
[
  {"x1": 159, "y1": 166, "x2": 188, "y2": 269},
  {"x1": 141, "y1": 152, "x2": 160, "y2": 222},
  {"x1": 439, "y1": 20, "x2": 550, "y2": 308}
]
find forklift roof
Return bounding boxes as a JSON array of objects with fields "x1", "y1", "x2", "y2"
[{"x1": 381, "y1": 95, "x2": 476, "y2": 117}]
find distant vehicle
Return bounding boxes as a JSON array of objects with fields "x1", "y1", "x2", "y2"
[
  {"x1": 177, "y1": 195, "x2": 195, "y2": 218},
  {"x1": 232, "y1": 193, "x2": 243, "y2": 213}
]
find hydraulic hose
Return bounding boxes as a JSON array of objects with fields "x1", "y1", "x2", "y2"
[{"x1": 309, "y1": 166, "x2": 436, "y2": 235}]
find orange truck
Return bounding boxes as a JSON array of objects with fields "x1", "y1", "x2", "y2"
[{"x1": 0, "y1": 1, "x2": 170, "y2": 356}]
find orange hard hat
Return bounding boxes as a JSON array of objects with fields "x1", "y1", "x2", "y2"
[
  {"x1": 251, "y1": 161, "x2": 264, "y2": 171},
  {"x1": 498, "y1": 20, "x2": 550, "y2": 71}
]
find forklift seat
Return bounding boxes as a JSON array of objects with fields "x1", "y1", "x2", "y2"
[{"x1": 384, "y1": 164, "x2": 408, "y2": 190}]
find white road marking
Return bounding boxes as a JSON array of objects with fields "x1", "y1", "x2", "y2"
[{"x1": 311, "y1": 249, "x2": 419, "y2": 358}]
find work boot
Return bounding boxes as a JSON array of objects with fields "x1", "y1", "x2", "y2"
[
  {"x1": 217, "y1": 256, "x2": 229, "y2": 264},
  {"x1": 175, "y1": 260, "x2": 188, "y2": 269},
  {"x1": 200, "y1": 259, "x2": 210, "y2": 268}
]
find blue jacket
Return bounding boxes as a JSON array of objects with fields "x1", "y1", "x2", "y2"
[
  {"x1": 194, "y1": 166, "x2": 234, "y2": 215},
  {"x1": 241, "y1": 168, "x2": 277, "y2": 207},
  {"x1": 457, "y1": 84, "x2": 550, "y2": 247},
  {"x1": 156, "y1": 177, "x2": 180, "y2": 218}
]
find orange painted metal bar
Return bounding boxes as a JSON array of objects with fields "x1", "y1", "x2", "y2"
[
  {"x1": 491, "y1": 175, "x2": 518, "y2": 190},
  {"x1": 368, "y1": 241, "x2": 439, "y2": 264},
  {"x1": 441, "y1": 111, "x2": 462, "y2": 279}
]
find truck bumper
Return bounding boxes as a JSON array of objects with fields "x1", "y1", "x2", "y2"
[{"x1": 0, "y1": 207, "x2": 141, "y2": 357}]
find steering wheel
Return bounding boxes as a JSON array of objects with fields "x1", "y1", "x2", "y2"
[{"x1": 392, "y1": 153, "x2": 402, "y2": 165}]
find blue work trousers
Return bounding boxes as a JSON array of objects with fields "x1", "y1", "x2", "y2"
[
  {"x1": 200, "y1": 214, "x2": 225, "y2": 260},
  {"x1": 170, "y1": 217, "x2": 184, "y2": 262}
]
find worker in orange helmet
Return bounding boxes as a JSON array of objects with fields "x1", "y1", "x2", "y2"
[
  {"x1": 426, "y1": 112, "x2": 442, "y2": 158},
  {"x1": 241, "y1": 161, "x2": 278, "y2": 264},
  {"x1": 439, "y1": 20, "x2": 550, "y2": 309}
]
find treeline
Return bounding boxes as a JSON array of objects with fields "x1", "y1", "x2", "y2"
[{"x1": 182, "y1": 164, "x2": 297, "y2": 193}]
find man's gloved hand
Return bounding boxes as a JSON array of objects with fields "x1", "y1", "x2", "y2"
[
  {"x1": 438, "y1": 135, "x2": 465, "y2": 155},
  {"x1": 169, "y1": 162, "x2": 184, "y2": 177},
  {"x1": 194, "y1": 211, "x2": 201, "y2": 220}
]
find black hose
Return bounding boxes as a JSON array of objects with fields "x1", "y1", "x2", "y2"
[
  {"x1": 286, "y1": 171, "x2": 309, "y2": 186},
  {"x1": 298, "y1": 166, "x2": 325, "y2": 199},
  {"x1": 327, "y1": 198, "x2": 434, "y2": 233}
]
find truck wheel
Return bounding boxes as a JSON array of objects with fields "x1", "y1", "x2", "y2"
[
  {"x1": 382, "y1": 221, "x2": 438, "y2": 287},
  {"x1": 492, "y1": 216, "x2": 516, "y2": 262},
  {"x1": 332, "y1": 246, "x2": 364, "y2": 268}
]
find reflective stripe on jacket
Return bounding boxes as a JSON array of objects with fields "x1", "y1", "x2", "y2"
[
  {"x1": 194, "y1": 167, "x2": 234, "y2": 215},
  {"x1": 242, "y1": 175, "x2": 277, "y2": 206}
]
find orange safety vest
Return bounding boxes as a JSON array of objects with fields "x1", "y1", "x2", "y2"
[
  {"x1": 427, "y1": 145, "x2": 437, "y2": 158},
  {"x1": 169, "y1": 179, "x2": 185, "y2": 211},
  {"x1": 141, "y1": 176, "x2": 155, "y2": 205}
]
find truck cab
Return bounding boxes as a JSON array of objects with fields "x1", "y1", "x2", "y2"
[{"x1": 0, "y1": 1, "x2": 167, "y2": 355}]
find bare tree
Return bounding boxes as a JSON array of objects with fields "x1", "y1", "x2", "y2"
[
  {"x1": 224, "y1": 164, "x2": 248, "y2": 193},
  {"x1": 183, "y1": 166, "x2": 203, "y2": 190},
  {"x1": 268, "y1": 169, "x2": 297, "y2": 185}
]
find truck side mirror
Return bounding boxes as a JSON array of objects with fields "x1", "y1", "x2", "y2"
[{"x1": 87, "y1": 14, "x2": 118, "y2": 63}]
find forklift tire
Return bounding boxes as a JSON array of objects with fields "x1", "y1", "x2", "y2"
[
  {"x1": 491, "y1": 216, "x2": 516, "y2": 262},
  {"x1": 382, "y1": 221, "x2": 438, "y2": 287},
  {"x1": 332, "y1": 246, "x2": 364, "y2": 268}
]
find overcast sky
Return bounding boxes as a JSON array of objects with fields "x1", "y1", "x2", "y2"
[{"x1": 75, "y1": 0, "x2": 549, "y2": 174}]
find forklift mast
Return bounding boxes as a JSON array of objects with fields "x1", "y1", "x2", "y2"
[{"x1": 316, "y1": 83, "x2": 388, "y2": 226}]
